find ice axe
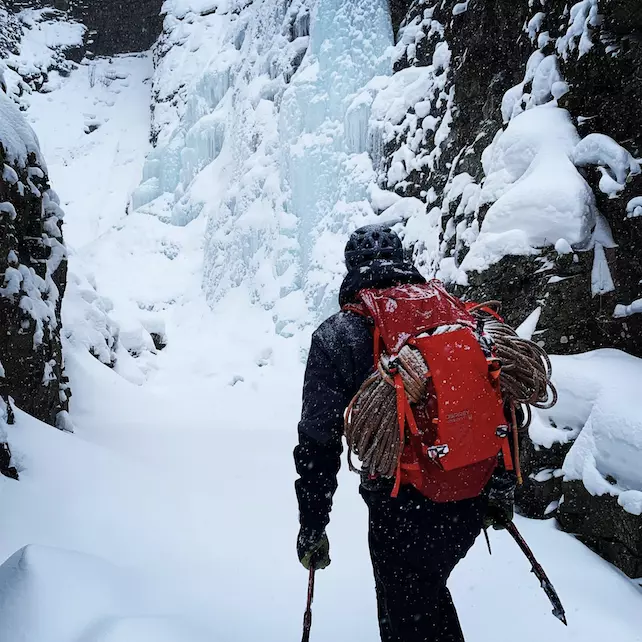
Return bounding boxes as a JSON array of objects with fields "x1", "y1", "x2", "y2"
[
  {"x1": 505, "y1": 521, "x2": 568, "y2": 626},
  {"x1": 301, "y1": 565, "x2": 316, "y2": 642}
]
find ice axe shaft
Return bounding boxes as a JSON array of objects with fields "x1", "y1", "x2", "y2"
[
  {"x1": 483, "y1": 527, "x2": 492, "y2": 555},
  {"x1": 505, "y1": 521, "x2": 567, "y2": 626},
  {"x1": 301, "y1": 566, "x2": 316, "y2": 642}
]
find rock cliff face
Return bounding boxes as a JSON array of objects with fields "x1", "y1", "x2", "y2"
[
  {"x1": 1, "y1": 1, "x2": 79, "y2": 448},
  {"x1": 1, "y1": 2, "x2": 85, "y2": 102},
  {"x1": 386, "y1": 0, "x2": 641, "y2": 357},
  {"x1": 0, "y1": 2, "x2": 22, "y2": 61},
  {"x1": 0, "y1": 84, "x2": 70, "y2": 434},
  {"x1": 1, "y1": 0, "x2": 159, "y2": 472},
  {"x1": 5, "y1": 0, "x2": 164, "y2": 58},
  {"x1": 384, "y1": 0, "x2": 641, "y2": 579},
  {"x1": 68, "y1": 0, "x2": 164, "y2": 56}
]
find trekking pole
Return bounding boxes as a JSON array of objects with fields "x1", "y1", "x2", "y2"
[
  {"x1": 301, "y1": 565, "x2": 316, "y2": 642},
  {"x1": 505, "y1": 521, "x2": 567, "y2": 625}
]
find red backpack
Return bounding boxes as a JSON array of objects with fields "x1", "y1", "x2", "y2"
[{"x1": 344, "y1": 280, "x2": 513, "y2": 502}]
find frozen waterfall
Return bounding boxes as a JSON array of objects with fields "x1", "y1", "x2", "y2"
[
  {"x1": 279, "y1": 0, "x2": 392, "y2": 321},
  {"x1": 132, "y1": 0, "x2": 393, "y2": 332}
]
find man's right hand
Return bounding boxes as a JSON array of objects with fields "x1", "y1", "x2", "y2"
[
  {"x1": 297, "y1": 528, "x2": 331, "y2": 570},
  {"x1": 484, "y1": 469, "x2": 516, "y2": 531}
]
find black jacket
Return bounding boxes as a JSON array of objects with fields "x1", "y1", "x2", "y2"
[{"x1": 294, "y1": 261, "x2": 425, "y2": 535}]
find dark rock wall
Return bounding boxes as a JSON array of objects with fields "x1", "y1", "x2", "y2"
[
  {"x1": 460, "y1": 0, "x2": 642, "y2": 358},
  {"x1": 386, "y1": 0, "x2": 642, "y2": 578},
  {"x1": 0, "y1": 90, "x2": 70, "y2": 431},
  {"x1": 1, "y1": 0, "x2": 158, "y2": 466},
  {"x1": 68, "y1": 0, "x2": 164, "y2": 56},
  {"x1": 559, "y1": 480, "x2": 642, "y2": 580},
  {"x1": 1, "y1": 0, "x2": 71, "y2": 477},
  {"x1": 6, "y1": 0, "x2": 164, "y2": 56},
  {"x1": 1, "y1": 395, "x2": 19, "y2": 479}
]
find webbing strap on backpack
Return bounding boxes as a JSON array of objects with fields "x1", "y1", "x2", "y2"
[
  {"x1": 392, "y1": 373, "x2": 405, "y2": 497},
  {"x1": 375, "y1": 325, "x2": 427, "y2": 499}
]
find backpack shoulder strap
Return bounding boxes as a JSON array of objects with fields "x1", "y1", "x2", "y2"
[{"x1": 341, "y1": 302, "x2": 369, "y2": 317}]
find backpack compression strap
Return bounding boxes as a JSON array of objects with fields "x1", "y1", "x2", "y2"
[{"x1": 374, "y1": 325, "x2": 425, "y2": 498}]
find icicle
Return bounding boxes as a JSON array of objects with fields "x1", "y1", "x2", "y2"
[{"x1": 591, "y1": 242, "x2": 615, "y2": 297}]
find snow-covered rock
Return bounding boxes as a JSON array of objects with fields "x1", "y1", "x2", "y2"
[
  {"x1": 0, "y1": 396, "x2": 18, "y2": 480},
  {"x1": 379, "y1": 0, "x2": 642, "y2": 579},
  {"x1": 0, "y1": 6, "x2": 85, "y2": 104},
  {"x1": 382, "y1": 0, "x2": 642, "y2": 361},
  {"x1": 0, "y1": 81, "x2": 69, "y2": 428}
]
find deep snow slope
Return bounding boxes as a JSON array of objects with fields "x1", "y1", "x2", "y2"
[
  {"x1": 4, "y1": 350, "x2": 642, "y2": 642},
  {"x1": 1, "y1": 1, "x2": 642, "y2": 640}
]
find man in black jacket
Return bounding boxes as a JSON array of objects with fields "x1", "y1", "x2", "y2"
[{"x1": 294, "y1": 224, "x2": 515, "y2": 642}]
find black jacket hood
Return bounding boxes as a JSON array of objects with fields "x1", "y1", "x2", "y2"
[{"x1": 338, "y1": 259, "x2": 426, "y2": 308}]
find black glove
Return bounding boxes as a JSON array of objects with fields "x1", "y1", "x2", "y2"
[
  {"x1": 484, "y1": 470, "x2": 516, "y2": 531},
  {"x1": 297, "y1": 528, "x2": 330, "y2": 570}
]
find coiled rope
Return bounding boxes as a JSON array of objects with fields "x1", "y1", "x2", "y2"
[
  {"x1": 467, "y1": 302, "x2": 557, "y2": 428},
  {"x1": 344, "y1": 345, "x2": 429, "y2": 477},
  {"x1": 344, "y1": 303, "x2": 557, "y2": 479}
]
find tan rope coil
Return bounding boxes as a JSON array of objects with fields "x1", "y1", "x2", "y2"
[
  {"x1": 468, "y1": 302, "x2": 558, "y2": 430},
  {"x1": 344, "y1": 345, "x2": 429, "y2": 477},
  {"x1": 344, "y1": 303, "x2": 557, "y2": 478}
]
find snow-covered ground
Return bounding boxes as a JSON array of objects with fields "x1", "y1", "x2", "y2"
[{"x1": 2, "y1": 2, "x2": 642, "y2": 641}]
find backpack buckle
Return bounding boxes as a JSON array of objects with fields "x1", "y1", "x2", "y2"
[
  {"x1": 496, "y1": 424, "x2": 509, "y2": 438},
  {"x1": 387, "y1": 355, "x2": 400, "y2": 375},
  {"x1": 427, "y1": 444, "x2": 450, "y2": 460}
]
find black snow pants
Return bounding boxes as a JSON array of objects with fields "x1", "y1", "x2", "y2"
[{"x1": 360, "y1": 483, "x2": 486, "y2": 642}]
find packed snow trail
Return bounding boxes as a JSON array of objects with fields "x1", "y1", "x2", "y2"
[
  {"x1": 5, "y1": 353, "x2": 642, "y2": 641},
  {"x1": 2, "y1": 7, "x2": 642, "y2": 642}
]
